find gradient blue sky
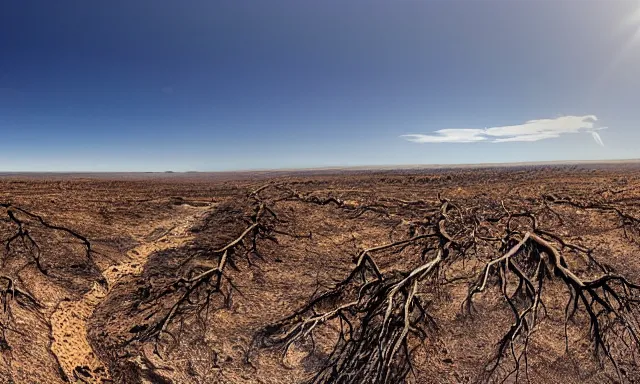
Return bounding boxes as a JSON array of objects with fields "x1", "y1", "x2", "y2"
[{"x1": 1, "y1": 1, "x2": 639, "y2": 171}]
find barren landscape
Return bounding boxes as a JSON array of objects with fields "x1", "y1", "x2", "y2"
[{"x1": 2, "y1": 164, "x2": 640, "y2": 383}]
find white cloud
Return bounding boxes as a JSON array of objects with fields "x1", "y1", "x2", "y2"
[
  {"x1": 402, "y1": 115, "x2": 606, "y2": 146},
  {"x1": 403, "y1": 129, "x2": 486, "y2": 143},
  {"x1": 492, "y1": 132, "x2": 561, "y2": 142}
]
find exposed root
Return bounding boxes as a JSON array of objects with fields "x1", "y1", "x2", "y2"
[
  {"x1": 252, "y1": 189, "x2": 640, "y2": 383},
  {"x1": 543, "y1": 194, "x2": 640, "y2": 243},
  {"x1": 1, "y1": 203, "x2": 94, "y2": 276},
  {"x1": 255, "y1": 199, "x2": 462, "y2": 384},
  {"x1": 1, "y1": 202, "x2": 95, "y2": 365},
  {"x1": 132, "y1": 193, "x2": 279, "y2": 355},
  {"x1": 467, "y1": 230, "x2": 640, "y2": 382}
]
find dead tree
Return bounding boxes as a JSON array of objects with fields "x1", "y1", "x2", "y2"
[
  {"x1": 255, "y1": 196, "x2": 471, "y2": 384},
  {"x1": 253, "y1": 187, "x2": 640, "y2": 384}
]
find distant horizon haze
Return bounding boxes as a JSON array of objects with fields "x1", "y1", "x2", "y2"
[{"x1": 2, "y1": 158, "x2": 640, "y2": 174}]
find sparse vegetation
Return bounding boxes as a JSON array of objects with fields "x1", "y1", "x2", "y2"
[{"x1": 1, "y1": 166, "x2": 640, "y2": 383}]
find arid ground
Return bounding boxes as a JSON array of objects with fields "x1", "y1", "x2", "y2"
[{"x1": 2, "y1": 165, "x2": 640, "y2": 384}]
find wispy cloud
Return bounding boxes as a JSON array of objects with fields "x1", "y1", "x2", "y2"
[
  {"x1": 592, "y1": 131, "x2": 605, "y2": 147},
  {"x1": 402, "y1": 115, "x2": 607, "y2": 146}
]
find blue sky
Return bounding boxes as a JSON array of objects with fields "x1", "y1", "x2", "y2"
[{"x1": 1, "y1": 1, "x2": 639, "y2": 171}]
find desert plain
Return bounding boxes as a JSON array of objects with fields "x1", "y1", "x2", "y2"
[{"x1": 1, "y1": 164, "x2": 640, "y2": 383}]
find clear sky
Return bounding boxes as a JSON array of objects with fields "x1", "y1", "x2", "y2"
[{"x1": 1, "y1": 1, "x2": 639, "y2": 171}]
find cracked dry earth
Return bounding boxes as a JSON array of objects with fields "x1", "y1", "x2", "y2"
[{"x1": 49, "y1": 204, "x2": 214, "y2": 383}]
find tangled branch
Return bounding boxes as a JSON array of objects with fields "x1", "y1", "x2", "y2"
[
  {"x1": 131, "y1": 191, "x2": 280, "y2": 354},
  {"x1": 252, "y1": 188, "x2": 640, "y2": 383},
  {"x1": 255, "y1": 198, "x2": 466, "y2": 384}
]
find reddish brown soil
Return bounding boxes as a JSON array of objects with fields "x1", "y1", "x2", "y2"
[{"x1": 1, "y1": 165, "x2": 640, "y2": 383}]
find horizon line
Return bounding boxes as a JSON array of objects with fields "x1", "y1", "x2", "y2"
[{"x1": 1, "y1": 158, "x2": 639, "y2": 174}]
